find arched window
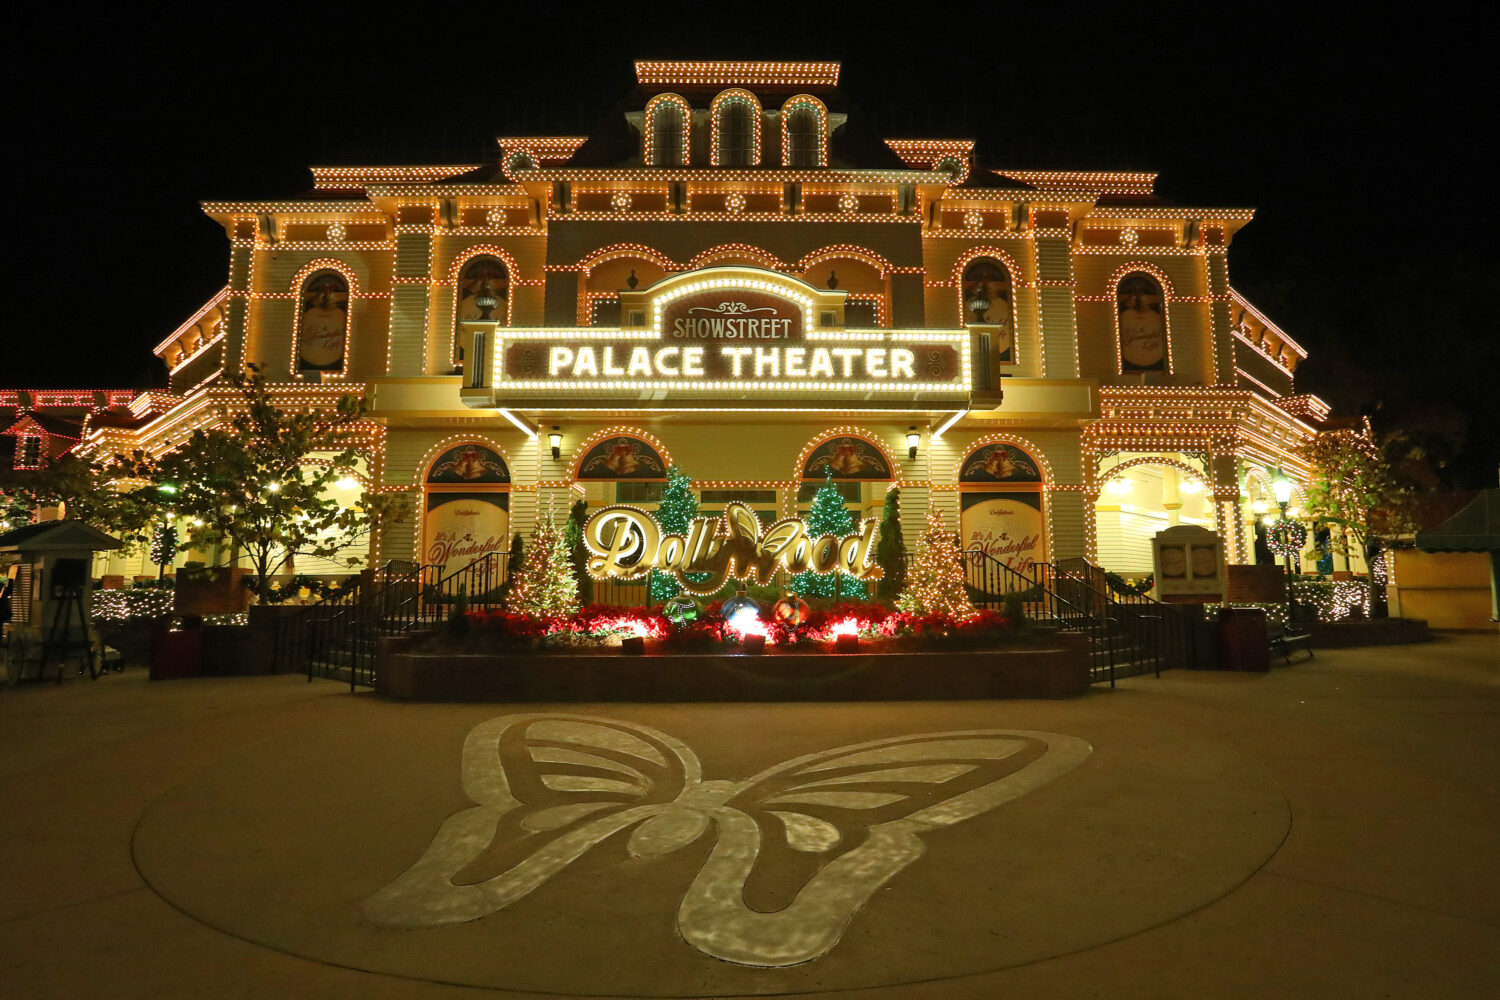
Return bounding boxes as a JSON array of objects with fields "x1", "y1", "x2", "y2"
[
  {"x1": 797, "y1": 433, "x2": 894, "y2": 524},
  {"x1": 651, "y1": 104, "x2": 686, "y2": 166},
  {"x1": 453, "y1": 256, "x2": 509, "y2": 370},
  {"x1": 782, "y1": 98, "x2": 826, "y2": 167},
  {"x1": 296, "y1": 270, "x2": 349, "y2": 373},
  {"x1": 712, "y1": 91, "x2": 761, "y2": 166},
  {"x1": 644, "y1": 95, "x2": 691, "y2": 167},
  {"x1": 960, "y1": 257, "x2": 1015, "y2": 362},
  {"x1": 1116, "y1": 271, "x2": 1168, "y2": 372},
  {"x1": 456, "y1": 257, "x2": 509, "y2": 326},
  {"x1": 720, "y1": 102, "x2": 754, "y2": 165}
]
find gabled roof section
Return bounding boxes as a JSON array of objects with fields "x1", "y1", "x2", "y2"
[
  {"x1": 998, "y1": 170, "x2": 1158, "y2": 197},
  {"x1": 0, "y1": 519, "x2": 124, "y2": 552},
  {"x1": 885, "y1": 140, "x2": 975, "y2": 170},
  {"x1": 497, "y1": 137, "x2": 587, "y2": 166},
  {"x1": 1, "y1": 413, "x2": 80, "y2": 440},
  {"x1": 1416, "y1": 489, "x2": 1500, "y2": 553}
]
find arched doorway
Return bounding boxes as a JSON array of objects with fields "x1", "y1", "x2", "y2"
[
  {"x1": 795, "y1": 430, "x2": 895, "y2": 599},
  {"x1": 958, "y1": 438, "x2": 1048, "y2": 591},
  {"x1": 421, "y1": 441, "x2": 511, "y2": 589}
]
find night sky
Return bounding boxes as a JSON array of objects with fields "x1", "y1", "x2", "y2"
[{"x1": 9, "y1": 6, "x2": 1493, "y2": 486}]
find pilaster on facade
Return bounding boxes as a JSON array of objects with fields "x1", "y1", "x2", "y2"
[
  {"x1": 1047, "y1": 490, "x2": 1088, "y2": 561},
  {"x1": 1204, "y1": 250, "x2": 1236, "y2": 385},
  {"x1": 1034, "y1": 235, "x2": 1079, "y2": 379},
  {"x1": 388, "y1": 209, "x2": 436, "y2": 377},
  {"x1": 225, "y1": 237, "x2": 255, "y2": 373}
]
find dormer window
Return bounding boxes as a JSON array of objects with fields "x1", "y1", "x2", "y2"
[
  {"x1": 643, "y1": 94, "x2": 691, "y2": 166},
  {"x1": 782, "y1": 96, "x2": 828, "y2": 167},
  {"x1": 17, "y1": 435, "x2": 42, "y2": 469},
  {"x1": 711, "y1": 90, "x2": 762, "y2": 166}
]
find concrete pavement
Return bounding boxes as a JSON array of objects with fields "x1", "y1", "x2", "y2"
[{"x1": 1, "y1": 634, "x2": 1495, "y2": 998}]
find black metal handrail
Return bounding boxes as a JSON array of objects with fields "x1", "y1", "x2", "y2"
[
  {"x1": 963, "y1": 548, "x2": 1121, "y2": 686},
  {"x1": 297, "y1": 552, "x2": 513, "y2": 692},
  {"x1": 1031, "y1": 560, "x2": 1199, "y2": 677},
  {"x1": 362, "y1": 551, "x2": 513, "y2": 638},
  {"x1": 269, "y1": 561, "x2": 439, "y2": 689},
  {"x1": 268, "y1": 563, "x2": 389, "y2": 676}
]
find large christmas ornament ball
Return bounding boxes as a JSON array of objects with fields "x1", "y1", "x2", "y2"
[
  {"x1": 772, "y1": 594, "x2": 810, "y2": 624},
  {"x1": 664, "y1": 594, "x2": 699, "y2": 624},
  {"x1": 721, "y1": 590, "x2": 761, "y2": 621}
]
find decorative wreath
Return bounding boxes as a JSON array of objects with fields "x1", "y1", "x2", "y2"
[{"x1": 1267, "y1": 519, "x2": 1307, "y2": 558}]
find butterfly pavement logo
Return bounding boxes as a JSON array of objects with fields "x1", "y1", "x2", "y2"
[{"x1": 364, "y1": 714, "x2": 1091, "y2": 967}]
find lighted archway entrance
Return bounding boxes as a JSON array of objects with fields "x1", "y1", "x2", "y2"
[
  {"x1": 1093, "y1": 455, "x2": 1212, "y2": 577},
  {"x1": 793, "y1": 429, "x2": 896, "y2": 598}
]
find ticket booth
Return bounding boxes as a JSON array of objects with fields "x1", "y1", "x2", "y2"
[{"x1": 1, "y1": 520, "x2": 123, "y2": 683}]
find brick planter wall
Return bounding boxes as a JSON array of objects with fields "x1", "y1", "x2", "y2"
[
  {"x1": 376, "y1": 633, "x2": 1090, "y2": 702},
  {"x1": 1308, "y1": 618, "x2": 1430, "y2": 647}
]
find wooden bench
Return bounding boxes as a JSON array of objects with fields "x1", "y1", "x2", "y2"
[{"x1": 1269, "y1": 628, "x2": 1313, "y2": 664}]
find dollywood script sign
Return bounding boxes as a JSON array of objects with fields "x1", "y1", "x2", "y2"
[{"x1": 582, "y1": 502, "x2": 883, "y2": 596}]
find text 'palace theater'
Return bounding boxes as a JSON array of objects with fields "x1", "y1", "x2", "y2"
[{"x1": 83, "y1": 59, "x2": 1339, "y2": 584}]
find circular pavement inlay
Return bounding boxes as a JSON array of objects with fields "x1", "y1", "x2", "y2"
[{"x1": 134, "y1": 700, "x2": 1288, "y2": 996}]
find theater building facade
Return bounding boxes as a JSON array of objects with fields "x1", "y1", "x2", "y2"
[{"x1": 82, "y1": 60, "x2": 1344, "y2": 585}]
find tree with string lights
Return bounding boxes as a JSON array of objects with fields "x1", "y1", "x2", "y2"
[
  {"x1": 149, "y1": 523, "x2": 178, "y2": 578},
  {"x1": 792, "y1": 470, "x2": 868, "y2": 600},
  {"x1": 874, "y1": 488, "x2": 906, "y2": 602},
  {"x1": 1299, "y1": 426, "x2": 1421, "y2": 618},
  {"x1": 649, "y1": 466, "x2": 700, "y2": 604},
  {"x1": 896, "y1": 506, "x2": 976, "y2": 620},
  {"x1": 505, "y1": 514, "x2": 579, "y2": 619},
  {"x1": 114, "y1": 366, "x2": 405, "y2": 591}
]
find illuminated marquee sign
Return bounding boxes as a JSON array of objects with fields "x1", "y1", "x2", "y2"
[
  {"x1": 511, "y1": 342, "x2": 958, "y2": 382},
  {"x1": 661, "y1": 288, "x2": 803, "y2": 341},
  {"x1": 495, "y1": 274, "x2": 967, "y2": 392},
  {"x1": 583, "y1": 502, "x2": 883, "y2": 596}
]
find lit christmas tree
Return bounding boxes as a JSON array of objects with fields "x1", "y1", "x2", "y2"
[
  {"x1": 149, "y1": 523, "x2": 178, "y2": 575},
  {"x1": 562, "y1": 498, "x2": 593, "y2": 605},
  {"x1": 896, "y1": 506, "x2": 976, "y2": 619},
  {"x1": 874, "y1": 488, "x2": 907, "y2": 601},
  {"x1": 504, "y1": 515, "x2": 579, "y2": 619},
  {"x1": 792, "y1": 471, "x2": 868, "y2": 600},
  {"x1": 649, "y1": 466, "x2": 700, "y2": 604}
]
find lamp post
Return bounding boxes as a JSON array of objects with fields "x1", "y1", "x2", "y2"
[
  {"x1": 1273, "y1": 475, "x2": 1296, "y2": 619},
  {"x1": 153, "y1": 482, "x2": 179, "y2": 582}
]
